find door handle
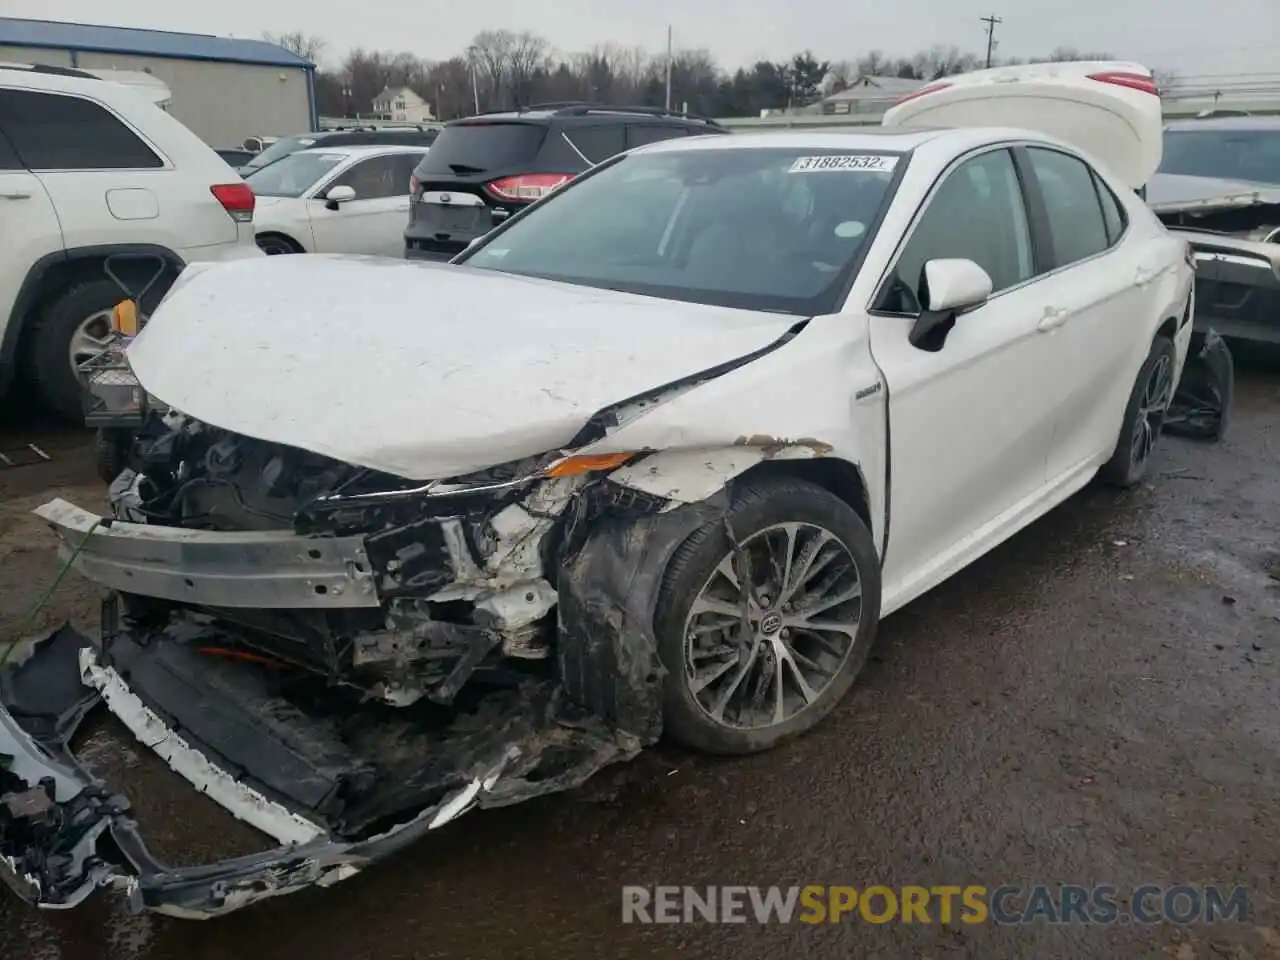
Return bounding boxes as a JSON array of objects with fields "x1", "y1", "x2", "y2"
[
  {"x1": 1134, "y1": 266, "x2": 1158, "y2": 287},
  {"x1": 1037, "y1": 306, "x2": 1069, "y2": 332},
  {"x1": 0, "y1": 191, "x2": 31, "y2": 200}
]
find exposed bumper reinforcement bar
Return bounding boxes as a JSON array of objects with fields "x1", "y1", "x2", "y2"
[{"x1": 32, "y1": 498, "x2": 380, "y2": 609}]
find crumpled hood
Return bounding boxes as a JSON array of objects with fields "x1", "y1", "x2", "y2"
[{"x1": 127, "y1": 255, "x2": 798, "y2": 479}]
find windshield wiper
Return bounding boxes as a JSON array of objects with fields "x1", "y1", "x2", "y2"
[{"x1": 448, "y1": 162, "x2": 486, "y2": 175}]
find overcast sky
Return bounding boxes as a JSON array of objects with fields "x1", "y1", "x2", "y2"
[{"x1": 10, "y1": 0, "x2": 1279, "y2": 78}]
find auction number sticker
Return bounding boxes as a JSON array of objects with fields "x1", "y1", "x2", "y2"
[{"x1": 788, "y1": 154, "x2": 898, "y2": 173}]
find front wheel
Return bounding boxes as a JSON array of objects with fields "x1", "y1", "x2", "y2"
[
  {"x1": 654, "y1": 477, "x2": 881, "y2": 755},
  {"x1": 1098, "y1": 334, "x2": 1178, "y2": 488}
]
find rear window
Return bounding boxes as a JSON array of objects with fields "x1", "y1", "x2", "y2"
[
  {"x1": 415, "y1": 122, "x2": 547, "y2": 176},
  {"x1": 460, "y1": 147, "x2": 902, "y2": 316},
  {"x1": 1158, "y1": 129, "x2": 1280, "y2": 186}
]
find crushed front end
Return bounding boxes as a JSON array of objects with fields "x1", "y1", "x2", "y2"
[{"x1": 2, "y1": 412, "x2": 708, "y2": 917}]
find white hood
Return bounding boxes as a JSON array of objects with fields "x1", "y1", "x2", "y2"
[{"x1": 127, "y1": 255, "x2": 798, "y2": 479}]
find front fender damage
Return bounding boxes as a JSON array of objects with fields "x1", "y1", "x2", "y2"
[{"x1": 1, "y1": 490, "x2": 724, "y2": 918}]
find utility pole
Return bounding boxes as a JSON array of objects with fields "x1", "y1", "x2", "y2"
[
  {"x1": 664, "y1": 25, "x2": 673, "y2": 111},
  {"x1": 980, "y1": 13, "x2": 1002, "y2": 68}
]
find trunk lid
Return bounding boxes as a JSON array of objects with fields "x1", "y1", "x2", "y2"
[
  {"x1": 882, "y1": 60, "x2": 1164, "y2": 189},
  {"x1": 126, "y1": 254, "x2": 799, "y2": 479}
]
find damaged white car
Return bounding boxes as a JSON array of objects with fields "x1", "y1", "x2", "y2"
[{"x1": 2, "y1": 63, "x2": 1195, "y2": 918}]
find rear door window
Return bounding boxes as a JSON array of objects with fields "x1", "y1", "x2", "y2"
[
  {"x1": 329, "y1": 155, "x2": 405, "y2": 199},
  {"x1": 416, "y1": 123, "x2": 547, "y2": 175},
  {"x1": 0, "y1": 126, "x2": 21, "y2": 170},
  {"x1": 0, "y1": 88, "x2": 163, "y2": 170},
  {"x1": 1094, "y1": 173, "x2": 1128, "y2": 245},
  {"x1": 626, "y1": 124, "x2": 690, "y2": 149},
  {"x1": 560, "y1": 125, "x2": 627, "y2": 164},
  {"x1": 1025, "y1": 147, "x2": 1111, "y2": 267}
]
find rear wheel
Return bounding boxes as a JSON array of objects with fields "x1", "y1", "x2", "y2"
[
  {"x1": 1099, "y1": 334, "x2": 1178, "y2": 488},
  {"x1": 654, "y1": 478, "x2": 881, "y2": 755}
]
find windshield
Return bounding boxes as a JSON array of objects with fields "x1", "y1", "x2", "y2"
[
  {"x1": 246, "y1": 151, "x2": 346, "y2": 198},
  {"x1": 459, "y1": 147, "x2": 902, "y2": 314},
  {"x1": 1158, "y1": 129, "x2": 1280, "y2": 185},
  {"x1": 244, "y1": 135, "x2": 318, "y2": 172}
]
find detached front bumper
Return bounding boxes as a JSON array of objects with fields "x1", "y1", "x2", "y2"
[
  {"x1": 0, "y1": 625, "x2": 636, "y2": 919},
  {"x1": 0, "y1": 628, "x2": 513, "y2": 918}
]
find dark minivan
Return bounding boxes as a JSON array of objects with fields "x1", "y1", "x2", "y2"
[{"x1": 403, "y1": 104, "x2": 727, "y2": 261}]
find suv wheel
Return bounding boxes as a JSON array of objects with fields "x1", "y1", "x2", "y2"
[{"x1": 30, "y1": 278, "x2": 124, "y2": 421}]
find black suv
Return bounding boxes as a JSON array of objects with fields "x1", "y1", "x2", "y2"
[
  {"x1": 403, "y1": 104, "x2": 727, "y2": 261},
  {"x1": 239, "y1": 125, "x2": 441, "y2": 176}
]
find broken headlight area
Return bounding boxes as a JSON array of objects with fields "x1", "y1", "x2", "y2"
[{"x1": 6, "y1": 413, "x2": 700, "y2": 916}]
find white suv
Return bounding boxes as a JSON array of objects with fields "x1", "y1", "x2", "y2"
[{"x1": 0, "y1": 64, "x2": 262, "y2": 419}]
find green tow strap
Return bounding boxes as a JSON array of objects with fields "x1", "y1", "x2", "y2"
[{"x1": 0, "y1": 518, "x2": 103, "y2": 671}]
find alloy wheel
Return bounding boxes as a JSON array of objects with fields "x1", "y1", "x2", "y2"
[
  {"x1": 67, "y1": 308, "x2": 115, "y2": 374},
  {"x1": 682, "y1": 522, "x2": 863, "y2": 730},
  {"x1": 1131, "y1": 352, "x2": 1174, "y2": 471}
]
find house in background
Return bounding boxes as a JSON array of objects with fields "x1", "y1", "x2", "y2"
[
  {"x1": 818, "y1": 75, "x2": 926, "y2": 116},
  {"x1": 372, "y1": 85, "x2": 434, "y2": 123}
]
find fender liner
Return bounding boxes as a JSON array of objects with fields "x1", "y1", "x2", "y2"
[{"x1": 0, "y1": 244, "x2": 185, "y2": 396}]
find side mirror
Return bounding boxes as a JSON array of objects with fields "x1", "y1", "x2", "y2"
[
  {"x1": 324, "y1": 185, "x2": 357, "y2": 210},
  {"x1": 908, "y1": 258, "x2": 993, "y2": 351}
]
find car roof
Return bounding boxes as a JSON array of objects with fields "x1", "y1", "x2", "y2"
[
  {"x1": 450, "y1": 105, "x2": 722, "y2": 128},
  {"x1": 1164, "y1": 116, "x2": 1280, "y2": 132},
  {"x1": 291, "y1": 144, "x2": 430, "y2": 158},
  {"x1": 630, "y1": 127, "x2": 959, "y2": 155}
]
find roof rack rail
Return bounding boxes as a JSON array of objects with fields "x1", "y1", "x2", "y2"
[
  {"x1": 463, "y1": 102, "x2": 723, "y2": 128},
  {"x1": 553, "y1": 103, "x2": 724, "y2": 127},
  {"x1": 0, "y1": 62, "x2": 98, "y2": 80}
]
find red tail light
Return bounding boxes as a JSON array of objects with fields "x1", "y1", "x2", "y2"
[
  {"x1": 893, "y1": 81, "x2": 953, "y2": 106},
  {"x1": 1088, "y1": 71, "x2": 1159, "y2": 96},
  {"x1": 210, "y1": 183, "x2": 255, "y2": 222},
  {"x1": 484, "y1": 173, "x2": 572, "y2": 203},
  {"x1": 410, "y1": 173, "x2": 420, "y2": 196}
]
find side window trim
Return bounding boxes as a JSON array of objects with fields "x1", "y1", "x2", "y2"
[
  {"x1": 0, "y1": 88, "x2": 167, "y2": 172},
  {"x1": 870, "y1": 143, "x2": 1038, "y2": 316},
  {"x1": 1020, "y1": 144, "x2": 1116, "y2": 274},
  {"x1": 1090, "y1": 169, "x2": 1129, "y2": 247}
]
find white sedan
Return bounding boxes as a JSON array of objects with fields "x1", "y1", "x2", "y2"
[
  {"x1": 244, "y1": 144, "x2": 427, "y2": 257},
  {"x1": 8, "y1": 63, "x2": 1197, "y2": 915}
]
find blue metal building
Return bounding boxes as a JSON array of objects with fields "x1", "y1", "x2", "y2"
[{"x1": 0, "y1": 17, "x2": 318, "y2": 147}]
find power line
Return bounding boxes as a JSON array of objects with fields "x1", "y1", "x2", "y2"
[{"x1": 980, "y1": 13, "x2": 1002, "y2": 69}]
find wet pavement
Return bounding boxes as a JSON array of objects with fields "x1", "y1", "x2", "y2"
[{"x1": 1, "y1": 362, "x2": 1278, "y2": 960}]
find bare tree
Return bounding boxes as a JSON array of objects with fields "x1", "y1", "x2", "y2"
[
  {"x1": 263, "y1": 31, "x2": 326, "y2": 63},
  {"x1": 468, "y1": 30, "x2": 515, "y2": 110},
  {"x1": 855, "y1": 50, "x2": 890, "y2": 78},
  {"x1": 1151, "y1": 68, "x2": 1180, "y2": 96},
  {"x1": 506, "y1": 31, "x2": 551, "y2": 105}
]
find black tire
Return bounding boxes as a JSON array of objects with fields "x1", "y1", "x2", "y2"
[
  {"x1": 29, "y1": 278, "x2": 125, "y2": 422},
  {"x1": 654, "y1": 477, "x2": 881, "y2": 755},
  {"x1": 95, "y1": 428, "x2": 132, "y2": 485},
  {"x1": 1098, "y1": 334, "x2": 1178, "y2": 488},
  {"x1": 256, "y1": 233, "x2": 302, "y2": 255}
]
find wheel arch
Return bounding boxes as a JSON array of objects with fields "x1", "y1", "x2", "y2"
[
  {"x1": 255, "y1": 231, "x2": 305, "y2": 254},
  {"x1": 1, "y1": 244, "x2": 184, "y2": 394},
  {"x1": 609, "y1": 447, "x2": 873, "y2": 535}
]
